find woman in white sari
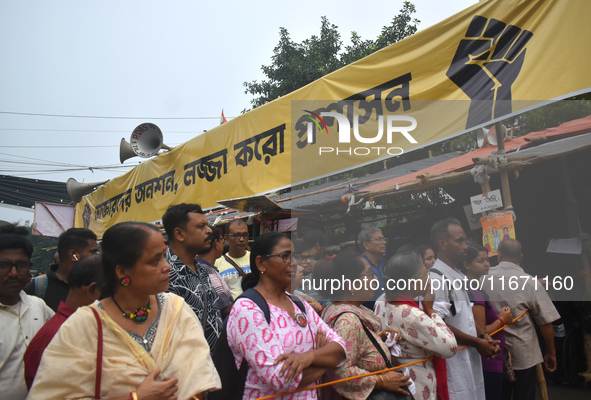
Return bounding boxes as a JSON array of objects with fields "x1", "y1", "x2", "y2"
[{"x1": 28, "y1": 222, "x2": 221, "y2": 400}]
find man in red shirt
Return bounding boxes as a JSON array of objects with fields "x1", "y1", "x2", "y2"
[{"x1": 24, "y1": 254, "x2": 102, "y2": 389}]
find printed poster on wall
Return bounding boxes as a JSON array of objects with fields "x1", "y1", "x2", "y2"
[{"x1": 480, "y1": 212, "x2": 515, "y2": 257}]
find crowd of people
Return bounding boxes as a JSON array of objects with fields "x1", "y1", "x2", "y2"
[{"x1": 0, "y1": 207, "x2": 560, "y2": 400}]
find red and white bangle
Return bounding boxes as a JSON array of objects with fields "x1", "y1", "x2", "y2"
[{"x1": 129, "y1": 391, "x2": 138, "y2": 400}]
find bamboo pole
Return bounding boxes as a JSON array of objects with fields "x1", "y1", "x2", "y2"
[
  {"x1": 367, "y1": 161, "x2": 530, "y2": 200},
  {"x1": 274, "y1": 177, "x2": 384, "y2": 203},
  {"x1": 496, "y1": 122, "x2": 513, "y2": 210},
  {"x1": 536, "y1": 364, "x2": 549, "y2": 400}
]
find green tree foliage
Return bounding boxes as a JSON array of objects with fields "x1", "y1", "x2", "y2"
[
  {"x1": 429, "y1": 96, "x2": 591, "y2": 156},
  {"x1": 517, "y1": 95, "x2": 591, "y2": 132},
  {"x1": 244, "y1": 2, "x2": 419, "y2": 110}
]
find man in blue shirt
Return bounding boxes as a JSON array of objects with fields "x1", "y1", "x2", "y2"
[{"x1": 358, "y1": 227, "x2": 387, "y2": 308}]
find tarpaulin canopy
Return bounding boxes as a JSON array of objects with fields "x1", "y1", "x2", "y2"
[{"x1": 0, "y1": 175, "x2": 69, "y2": 209}]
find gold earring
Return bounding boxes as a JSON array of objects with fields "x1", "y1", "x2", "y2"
[{"x1": 261, "y1": 270, "x2": 265, "y2": 275}]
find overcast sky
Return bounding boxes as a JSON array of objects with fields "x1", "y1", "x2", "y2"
[{"x1": 0, "y1": 0, "x2": 477, "y2": 224}]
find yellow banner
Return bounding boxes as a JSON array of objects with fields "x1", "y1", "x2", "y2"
[{"x1": 76, "y1": 0, "x2": 591, "y2": 236}]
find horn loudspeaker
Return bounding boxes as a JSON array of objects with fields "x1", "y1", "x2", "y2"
[
  {"x1": 67, "y1": 178, "x2": 109, "y2": 203},
  {"x1": 120, "y1": 123, "x2": 171, "y2": 163}
]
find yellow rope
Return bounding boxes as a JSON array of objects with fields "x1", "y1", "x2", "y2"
[{"x1": 253, "y1": 310, "x2": 528, "y2": 400}]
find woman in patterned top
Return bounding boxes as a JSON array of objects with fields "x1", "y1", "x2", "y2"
[
  {"x1": 375, "y1": 252, "x2": 457, "y2": 400},
  {"x1": 318, "y1": 251, "x2": 413, "y2": 400},
  {"x1": 227, "y1": 232, "x2": 346, "y2": 400},
  {"x1": 28, "y1": 222, "x2": 221, "y2": 400}
]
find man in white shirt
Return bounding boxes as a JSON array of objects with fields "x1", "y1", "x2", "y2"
[
  {"x1": 215, "y1": 219, "x2": 251, "y2": 299},
  {"x1": 427, "y1": 217, "x2": 499, "y2": 400},
  {"x1": 0, "y1": 224, "x2": 54, "y2": 400}
]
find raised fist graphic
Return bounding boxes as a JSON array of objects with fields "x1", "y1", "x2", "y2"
[{"x1": 447, "y1": 16, "x2": 533, "y2": 129}]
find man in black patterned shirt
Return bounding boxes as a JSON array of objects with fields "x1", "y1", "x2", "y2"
[{"x1": 162, "y1": 203, "x2": 223, "y2": 353}]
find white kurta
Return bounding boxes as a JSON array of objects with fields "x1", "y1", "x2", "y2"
[
  {"x1": 0, "y1": 292, "x2": 54, "y2": 400},
  {"x1": 429, "y1": 259, "x2": 485, "y2": 400}
]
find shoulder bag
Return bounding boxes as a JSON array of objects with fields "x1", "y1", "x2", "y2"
[
  {"x1": 90, "y1": 307, "x2": 103, "y2": 400},
  {"x1": 335, "y1": 312, "x2": 414, "y2": 400}
]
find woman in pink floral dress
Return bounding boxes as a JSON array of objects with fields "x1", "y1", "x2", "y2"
[
  {"x1": 318, "y1": 251, "x2": 413, "y2": 400},
  {"x1": 227, "y1": 232, "x2": 346, "y2": 400},
  {"x1": 375, "y1": 253, "x2": 457, "y2": 400}
]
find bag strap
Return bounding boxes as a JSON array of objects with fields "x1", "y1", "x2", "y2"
[
  {"x1": 223, "y1": 254, "x2": 246, "y2": 277},
  {"x1": 290, "y1": 295, "x2": 307, "y2": 315},
  {"x1": 335, "y1": 312, "x2": 393, "y2": 368},
  {"x1": 429, "y1": 268, "x2": 456, "y2": 316},
  {"x1": 238, "y1": 289, "x2": 307, "y2": 324},
  {"x1": 467, "y1": 288, "x2": 492, "y2": 310},
  {"x1": 90, "y1": 307, "x2": 103, "y2": 400},
  {"x1": 239, "y1": 288, "x2": 271, "y2": 323}
]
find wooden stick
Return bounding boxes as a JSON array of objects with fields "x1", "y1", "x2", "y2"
[{"x1": 254, "y1": 311, "x2": 528, "y2": 400}]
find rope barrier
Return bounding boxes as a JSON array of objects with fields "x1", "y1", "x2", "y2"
[{"x1": 253, "y1": 310, "x2": 529, "y2": 400}]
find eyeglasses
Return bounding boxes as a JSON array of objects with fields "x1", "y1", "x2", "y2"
[
  {"x1": 290, "y1": 254, "x2": 312, "y2": 263},
  {"x1": 0, "y1": 261, "x2": 32, "y2": 272},
  {"x1": 228, "y1": 233, "x2": 249, "y2": 240},
  {"x1": 360, "y1": 271, "x2": 376, "y2": 279},
  {"x1": 370, "y1": 237, "x2": 388, "y2": 243},
  {"x1": 265, "y1": 253, "x2": 297, "y2": 263}
]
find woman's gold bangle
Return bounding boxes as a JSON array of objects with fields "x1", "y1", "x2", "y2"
[
  {"x1": 130, "y1": 391, "x2": 138, "y2": 400},
  {"x1": 377, "y1": 375, "x2": 383, "y2": 387}
]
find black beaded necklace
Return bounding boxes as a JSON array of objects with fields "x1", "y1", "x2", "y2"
[{"x1": 112, "y1": 296, "x2": 151, "y2": 324}]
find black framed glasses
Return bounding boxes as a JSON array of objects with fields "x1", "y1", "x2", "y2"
[
  {"x1": 298, "y1": 255, "x2": 314, "y2": 262},
  {"x1": 265, "y1": 253, "x2": 297, "y2": 263},
  {"x1": 228, "y1": 233, "x2": 249, "y2": 240},
  {"x1": 0, "y1": 261, "x2": 32, "y2": 272}
]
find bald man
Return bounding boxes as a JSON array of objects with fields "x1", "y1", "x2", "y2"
[{"x1": 482, "y1": 238, "x2": 560, "y2": 400}]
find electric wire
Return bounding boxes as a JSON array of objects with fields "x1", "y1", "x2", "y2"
[
  {"x1": 0, "y1": 111, "x2": 229, "y2": 120},
  {"x1": 0, "y1": 128, "x2": 203, "y2": 133}
]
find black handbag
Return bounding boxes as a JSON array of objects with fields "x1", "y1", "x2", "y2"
[{"x1": 337, "y1": 312, "x2": 414, "y2": 400}]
